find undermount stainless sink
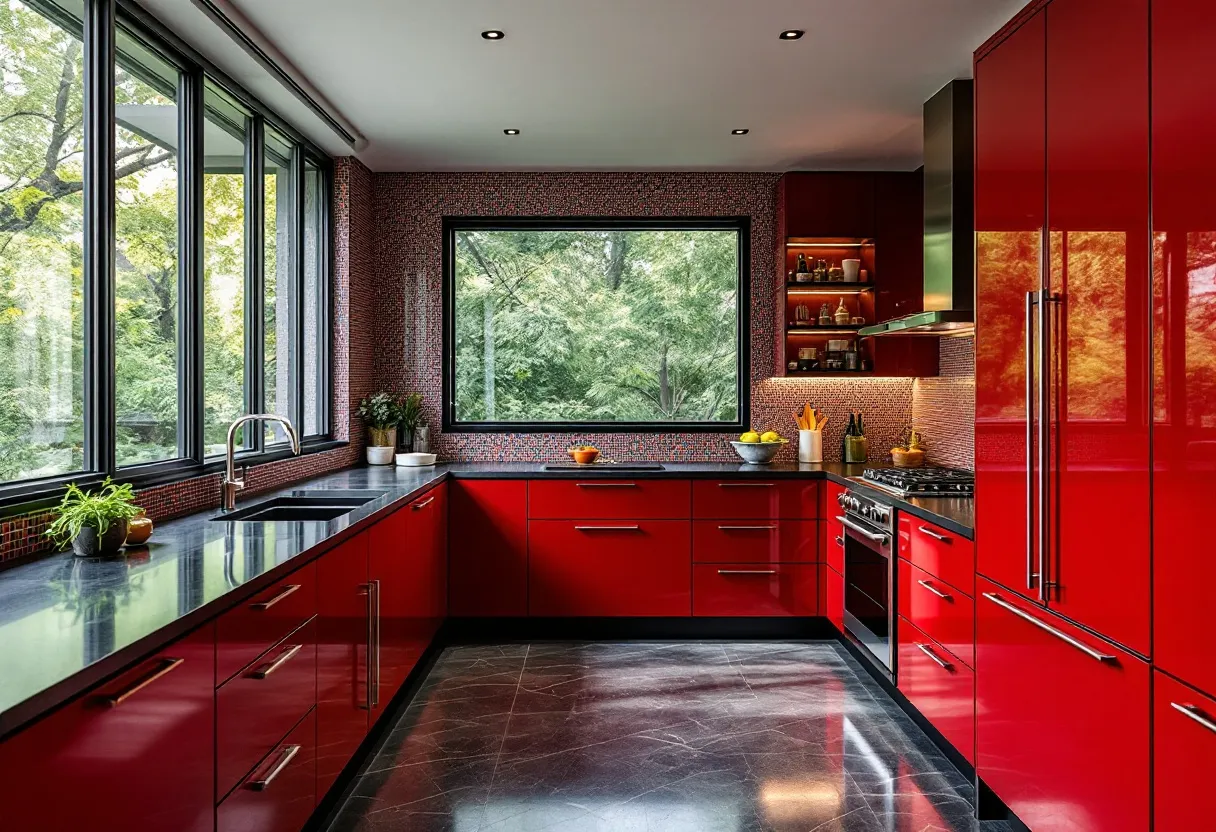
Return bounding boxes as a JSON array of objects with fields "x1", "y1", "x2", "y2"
[{"x1": 213, "y1": 490, "x2": 386, "y2": 522}]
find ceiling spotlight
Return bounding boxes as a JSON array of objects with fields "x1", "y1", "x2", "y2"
[
  {"x1": 481, "y1": 30, "x2": 505, "y2": 39},
  {"x1": 779, "y1": 29, "x2": 805, "y2": 40},
  {"x1": 731, "y1": 129, "x2": 749, "y2": 135},
  {"x1": 503, "y1": 129, "x2": 520, "y2": 135}
]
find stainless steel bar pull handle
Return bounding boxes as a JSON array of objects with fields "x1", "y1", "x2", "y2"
[
  {"x1": 717, "y1": 569, "x2": 777, "y2": 575},
  {"x1": 1171, "y1": 702, "x2": 1216, "y2": 735},
  {"x1": 249, "y1": 643, "x2": 303, "y2": 679},
  {"x1": 360, "y1": 583, "x2": 374, "y2": 710},
  {"x1": 102, "y1": 657, "x2": 185, "y2": 707},
  {"x1": 915, "y1": 642, "x2": 954, "y2": 671},
  {"x1": 835, "y1": 515, "x2": 887, "y2": 544},
  {"x1": 574, "y1": 525, "x2": 641, "y2": 531},
  {"x1": 717, "y1": 482, "x2": 773, "y2": 488},
  {"x1": 372, "y1": 579, "x2": 381, "y2": 708},
  {"x1": 917, "y1": 526, "x2": 951, "y2": 543},
  {"x1": 249, "y1": 744, "x2": 301, "y2": 791},
  {"x1": 1025, "y1": 289, "x2": 1038, "y2": 594},
  {"x1": 917, "y1": 579, "x2": 952, "y2": 601},
  {"x1": 983, "y1": 592, "x2": 1116, "y2": 663},
  {"x1": 1037, "y1": 287, "x2": 1055, "y2": 602},
  {"x1": 412, "y1": 496, "x2": 435, "y2": 510},
  {"x1": 834, "y1": 536, "x2": 844, "y2": 548},
  {"x1": 576, "y1": 482, "x2": 636, "y2": 488},
  {"x1": 717, "y1": 525, "x2": 777, "y2": 531},
  {"x1": 251, "y1": 584, "x2": 301, "y2": 611}
]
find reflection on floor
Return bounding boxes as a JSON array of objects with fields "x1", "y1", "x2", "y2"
[{"x1": 327, "y1": 641, "x2": 1011, "y2": 831}]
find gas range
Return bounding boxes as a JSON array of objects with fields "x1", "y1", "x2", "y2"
[{"x1": 858, "y1": 466, "x2": 974, "y2": 498}]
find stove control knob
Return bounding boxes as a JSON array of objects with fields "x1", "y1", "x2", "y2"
[{"x1": 849, "y1": 497, "x2": 861, "y2": 510}]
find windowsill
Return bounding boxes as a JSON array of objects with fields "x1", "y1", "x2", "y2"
[{"x1": 0, "y1": 438, "x2": 349, "y2": 517}]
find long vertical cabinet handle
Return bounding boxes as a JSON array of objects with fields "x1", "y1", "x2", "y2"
[
  {"x1": 1025, "y1": 290, "x2": 1039, "y2": 593},
  {"x1": 359, "y1": 582, "x2": 374, "y2": 710},
  {"x1": 1038, "y1": 285, "x2": 1056, "y2": 602},
  {"x1": 371, "y1": 579, "x2": 381, "y2": 708}
]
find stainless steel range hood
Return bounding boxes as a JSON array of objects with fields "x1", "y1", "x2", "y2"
[{"x1": 861, "y1": 80, "x2": 974, "y2": 337}]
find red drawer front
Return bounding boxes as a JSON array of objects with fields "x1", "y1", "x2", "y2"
[
  {"x1": 1155, "y1": 670, "x2": 1216, "y2": 831},
  {"x1": 693, "y1": 564, "x2": 818, "y2": 616},
  {"x1": 692, "y1": 520, "x2": 818, "y2": 564},
  {"x1": 976, "y1": 577, "x2": 1149, "y2": 832},
  {"x1": 217, "y1": 561, "x2": 317, "y2": 685},
  {"x1": 825, "y1": 523, "x2": 844, "y2": 574},
  {"x1": 528, "y1": 520, "x2": 691, "y2": 616},
  {"x1": 528, "y1": 479, "x2": 690, "y2": 519},
  {"x1": 217, "y1": 617, "x2": 317, "y2": 799},
  {"x1": 897, "y1": 559, "x2": 975, "y2": 668},
  {"x1": 218, "y1": 708, "x2": 316, "y2": 832},
  {"x1": 897, "y1": 617, "x2": 975, "y2": 764},
  {"x1": 898, "y1": 514, "x2": 974, "y2": 597},
  {"x1": 692, "y1": 480, "x2": 819, "y2": 520},
  {"x1": 826, "y1": 566, "x2": 844, "y2": 632}
]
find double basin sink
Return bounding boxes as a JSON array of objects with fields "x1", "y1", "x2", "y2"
[{"x1": 212, "y1": 490, "x2": 387, "y2": 523}]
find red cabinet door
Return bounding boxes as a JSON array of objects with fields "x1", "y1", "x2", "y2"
[
  {"x1": 1044, "y1": 0, "x2": 1151, "y2": 655},
  {"x1": 691, "y1": 520, "x2": 817, "y2": 564},
  {"x1": 218, "y1": 708, "x2": 317, "y2": 832},
  {"x1": 528, "y1": 520, "x2": 691, "y2": 616},
  {"x1": 974, "y1": 9, "x2": 1045, "y2": 600},
  {"x1": 370, "y1": 501, "x2": 418, "y2": 717},
  {"x1": 449, "y1": 480, "x2": 528, "y2": 617},
  {"x1": 975, "y1": 577, "x2": 1149, "y2": 832},
  {"x1": 1152, "y1": 0, "x2": 1216, "y2": 695},
  {"x1": 528, "y1": 479, "x2": 690, "y2": 519},
  {"x1": 0, "y1": 625, "x2": 216, "y2": 832},
  {"x1": 316, "y1": 532, "x2": 369, "y2": 796},
  {"x1": 826, "y1": 567, "x2": 844, "y2": 632},
  {"x1": 692, "y1": 564, "x2": 817, "y2": 616},
  {"x1": 691, "y1": 480, "x2": 819, "y2": 520},
  {"x1": 897, "y1": 617, "x2": 974, "y2": 764},
  {"x1": 1154, "y1": 670, "x2": 1216, "y2": 831}
]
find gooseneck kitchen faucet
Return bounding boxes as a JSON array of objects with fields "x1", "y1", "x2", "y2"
[{"x1": 222, "y1": 414, "x2": 301, "y2": 511}]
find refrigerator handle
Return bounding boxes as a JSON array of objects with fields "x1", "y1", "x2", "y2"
[
  {"x1": 1025, "y1": 290, "x2": 1038, "y2": 593},
  {"x1": 1038, "y1": 285, "x2": 1059, "y2": 603}
]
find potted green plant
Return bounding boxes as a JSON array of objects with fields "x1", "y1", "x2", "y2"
[
  {"x1": 398, "y1": 392, "x2": 424, "y2": 451},
  {"x1": 46, "y1": 478, "x2": 143, "y2": 558},
  {"x1": 357, "y1": 392, "x2": 402, "y2": 465}
]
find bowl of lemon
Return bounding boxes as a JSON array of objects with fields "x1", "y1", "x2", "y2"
[{"x1": 729, "y1": 430, "x2": 788, "y2": 464}]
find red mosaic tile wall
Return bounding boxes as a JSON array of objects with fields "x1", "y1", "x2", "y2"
[
  {"x1": 912, "y1": 335, "x2": 976, "y2": 469},
  {"x1": 0, "y1": 158, "x2": 378, "y2": 566},
  {"x1": 374, "y1": 172, "x2": 924, "y2": 464}
]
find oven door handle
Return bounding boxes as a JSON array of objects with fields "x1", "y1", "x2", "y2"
[{"x1": 835, "y1": 515, "x2": 888, "y2": 545}]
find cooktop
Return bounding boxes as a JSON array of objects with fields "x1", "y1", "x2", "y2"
[{"x1": 860, "y1": 466, "x2": 974, "y2": 497}]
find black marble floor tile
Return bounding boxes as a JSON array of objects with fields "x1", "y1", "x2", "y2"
[{"x1": 325, "y1": 641, "x2": 1011, "y2": 832}]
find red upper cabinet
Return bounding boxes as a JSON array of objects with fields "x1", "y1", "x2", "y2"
[
  {"x1": 449, "y1": 480, "x2": 528, "y2": 617},
  {"x1": 975, "y1": 577, "x2": 1150, "y2": 832},
  {"x1": 0, "y1": 625, "x2": 216, "y2": 832},
  {"x1": 316, "y1": 532, "x2": 370, "y2": 795},
  {"x1": 974, "y1": 9, "x2": 1046, "y2": 600},
  {"x1": 1044, "y1": 0, "x2": 1151, "y2": 655},
  {"x1": 1152, "y1": 0, "x2": 1216, "y2": 695},
  {"x1": 782, "y1": 173, "x2": 875, "y2": 238}
]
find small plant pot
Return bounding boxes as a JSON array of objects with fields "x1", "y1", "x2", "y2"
[
  {"x1": 366, "y1": 445, "x2": 395, "y2": 465},
  {"x1": 368, "y1": 427, "x2": 397, "y2": 448},
  {"x1": 71, "y1": 519, "x2": 129, "y2": 558}
]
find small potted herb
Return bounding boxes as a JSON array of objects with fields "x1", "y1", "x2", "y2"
[
  {"x1": 46, "y1": 478, "x2": 143, "y2": 558},
  {"x1": 398, "y1": 392, "x2": 424, "y2": 451},
  {"x1": 357, "y1": 392, "x2": 402, "y2": 465}
]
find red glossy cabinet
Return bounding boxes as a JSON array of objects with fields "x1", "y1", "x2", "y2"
[
  {"x1": 449, "y1": 480, "x2": 528, "y2": 617},
  {"x1": 217, "y1": 617, "x2": 317, "y2": 798},
  {"x1": 692, "y1": 520, "x2": 817, "y2": 564},
  {"x1": 0, "y1": 625, "x2": 216, "y2": 832},
  {"x1": 216, "y1": 561, "x2": 317, "y2": 685},
  {"x1": 975, "y1": 577, "x2": 1149, "y2": 832},
  {"x1": 528, "y1": 520, "x2": 691, "y2": 616},
  {"x1": 315, "y1": 532, "x2": 370, "y2": 796},
  {"x1": 1154, "y1": 670, "x2": 1216, "y2": 831},
  {"x1": 825, "y1": 566, "x2": 844, "y2": 632},
  {"x1": 897, "y1": 515, "x2": 973, "y2": 599},
  {"x1": 691, "y1": 480, "x2": 818, "y2": 520},
  {"x1": 897, "y1": 559, "x2": 974, "y2": 669},
  {"x1": 1152, "y1": 0, "x2": 1216, "y2": 697},
  {"x1": 528, "y1": 479, "x2": 690, "y2": 519},
  {"x1": 692, "y1": 564, "x2": 817, "y2": 616},
  {"x1": 897, "y1": 617, "x2": 974, "y2": 764},
  {"x1": 218, "y1": 708, "x2": 317, "y2": 832}
]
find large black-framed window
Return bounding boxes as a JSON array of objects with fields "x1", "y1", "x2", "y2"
[
  {"x1": 0, "y1": 0, "x2": 335, "y2": 507},
  {"x1": 442, "y1": 217, "x2": 751, "y2": 433}
]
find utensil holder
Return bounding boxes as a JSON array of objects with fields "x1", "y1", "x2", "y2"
[{"x1": 798, "y1": 430, "x2": 822, "y2": 464}]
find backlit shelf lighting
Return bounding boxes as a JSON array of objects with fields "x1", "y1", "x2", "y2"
[
  {"x1": 787, "y1": 287, "x2": 873, "y2": 295},
  {"x1": 785, "y1": 242, "x2": 867, "y2": 248},
  {"x1": 786, "y1": 328, "x2": 864, "y2": 335}
]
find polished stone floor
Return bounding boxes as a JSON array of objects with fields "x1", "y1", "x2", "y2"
[{"x1": 327, "y1": 641, "x2": 1011, "y2": 831}]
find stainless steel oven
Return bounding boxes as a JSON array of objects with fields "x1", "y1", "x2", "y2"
[{"x1": 835, "y1": 488, "x2": 895, "y2": 673}]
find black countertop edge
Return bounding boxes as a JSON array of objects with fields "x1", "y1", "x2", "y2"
[{"x1": 0, "y1": 461, "x2": 972, "y2": 739}]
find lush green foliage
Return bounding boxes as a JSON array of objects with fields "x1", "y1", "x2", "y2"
[
  {"x1": 453, "y1": 228, "x2": 740, "y2": 423},
  {"x1": 357, "y1": 392, "x2": 404, "y2": 430},
  {"x1": 399, "y1": 392, "x2": 424, "y2": 432},
  {"x1": 45, "y1": 477, "x2": 142, "y2": 546}
]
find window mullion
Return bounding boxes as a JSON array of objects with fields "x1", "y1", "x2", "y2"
[
  {"x1": 180, "y1": 67, "x2": 204, "y2": 464},
  {"x1": 83, "y1": 0, "x2": 117, "y2": 475},
  {"x1": 292, "y1": 146, "x2": 305, "y2": 438},
  {"x1": 246, "y1": 116, "x2": 265, "y2": 451}
]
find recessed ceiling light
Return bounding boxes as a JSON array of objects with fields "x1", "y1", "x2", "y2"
[
  {"x1": 731, "y1": 129, "x2": 749, "y2": 135},
  {"x1": 503, "y1": 129, "x2": 520, "y2": 135},
  {"x1": 481, "y1": 30, "x2": 505, "y2": 40},
  {"x1": 779, "y1": 29, "x2": 805, "y2": 40}
]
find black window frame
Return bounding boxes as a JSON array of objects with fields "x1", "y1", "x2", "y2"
[
  {"x1": 0, "y1": 0, "x2": 337, "y2": 512},
  {"x1": 442, "y1": 216, "x2": 751, "y2": 434}
]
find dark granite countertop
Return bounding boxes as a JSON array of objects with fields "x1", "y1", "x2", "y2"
[{"x1": 0, "y1": 460, "x2": 972, "y2": 738}]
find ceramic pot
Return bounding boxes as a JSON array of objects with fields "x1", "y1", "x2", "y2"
[
  {"x1": 71, "y1": 519, "x2": 129, "y2": 558},
  {"x1": 366, "y1": 445, "x2": 395, "y2": 465},
  {"x1": 367, "y1": 426, "x2": 397, "y2": 448},
  {"x1": 126, "y1": 512, "x2": 154, "y2": 546}
]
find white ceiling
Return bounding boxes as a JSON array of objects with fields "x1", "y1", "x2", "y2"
[{"x1": 152, "y1": 0, "x2": 1025, "y2": 172}]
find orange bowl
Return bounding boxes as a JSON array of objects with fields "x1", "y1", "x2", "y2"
[{"x1": 568, "y1": 447, "x2": 600, "y2": 465}]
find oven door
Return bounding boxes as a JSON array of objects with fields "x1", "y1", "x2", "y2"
[{"x1": 841, "y1": 514, "x2": 894, "y2": 672}]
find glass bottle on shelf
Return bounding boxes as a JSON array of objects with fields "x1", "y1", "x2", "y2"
[
  {"x1": 795, "y1": 253, "x2": 809, "y2": 274},
  {"x1": 813, "y1": 259, "x2": 827, "y2": 282}
]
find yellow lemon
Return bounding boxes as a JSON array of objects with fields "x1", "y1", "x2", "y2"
[
  {"x1": 739, "y1": 431, "x2": 761, "y2": 444},
  {"x1": 760, "y1": 431, "x2": 782, "y2": 443}
]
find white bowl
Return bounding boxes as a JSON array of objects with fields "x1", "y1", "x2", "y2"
[{"x1": 396, "y1": 452, "x2": 437, "y2": 467}]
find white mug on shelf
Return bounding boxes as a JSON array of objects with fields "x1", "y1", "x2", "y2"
[
  {"x1": 798, "y1": 429, "x2": 823, "y2": 464},
  {"x1": 842, "y1": 259, "x2": 861, "y2": 282}
]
